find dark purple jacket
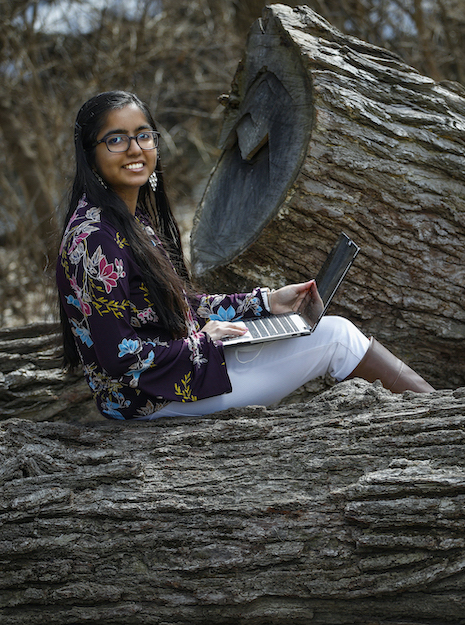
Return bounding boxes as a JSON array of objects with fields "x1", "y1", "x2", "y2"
[{"x1": 56, "y1": 197, "x2": 270, "y2": 419}]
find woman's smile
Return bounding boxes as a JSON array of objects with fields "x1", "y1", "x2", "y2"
[{"x1": 124, "y1": 162, "x2": 145, "y2": 171}]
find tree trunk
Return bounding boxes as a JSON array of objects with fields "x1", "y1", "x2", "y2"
[
  {"x1": 0, "y1": 98, "x2": 58, "y2": 262},
  {"x1": 0, "y1": 322, "x2": 99, "y2": 423},
  {"x1": 191, "y1": 3, "x2": 465, "y2": 391},
  {"x1": 1, "y1": 382, "x2": 465, "y2": 624}
]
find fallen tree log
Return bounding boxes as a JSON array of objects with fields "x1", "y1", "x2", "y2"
[
  {"x1": 1, "y1": 381, "x2": 465, "y2": 624},
  {"x1": 191, "y1": 3, "x2": 465, "y2": 391},
  {"x1": 3, "y1": 9, "x2": 465, "y2": 621},
  {"x1": 0, "y1": 322, "x2": 99, "y2": 423},
  {"x1": 0, "y1": 322, "x2": 330, "y2": 422}
]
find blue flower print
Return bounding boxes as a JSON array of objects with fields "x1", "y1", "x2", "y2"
[
  {"x1": 234, "y1": 291, "x2": 263, "y2": 317},
  {"x1": 251, "y1": 297, "x2": 263, "y2": 315},
  {"x1": 210, "y1": 305, "x2": 237, "y2": 322},
  {"x1": 127, "y1": 350, "x2": 155, "y2": 388},
  {"x1": 71, "y1": 320, "x2": 93, "y2": 347},
  {"x1": 102, "y1": 402, "x2": 125, "y2": 419},
  {"x1": 118, "y1": 338, "x2": 141, "y2": 357},
  {"x1": 101, "y1": 392, "x2": 130, "y2": 419},
  {"x1": 66, "y1": 294, "x2": 81, "y2": 310}
]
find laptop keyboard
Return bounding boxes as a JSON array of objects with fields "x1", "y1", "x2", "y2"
[{"x1": 224, "y1": 313, "x2": 305, "y2": 341}]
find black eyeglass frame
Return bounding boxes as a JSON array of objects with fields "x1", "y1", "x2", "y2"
[{"x1": 94, "y1": 130, "x2": 160, "y2": 152}]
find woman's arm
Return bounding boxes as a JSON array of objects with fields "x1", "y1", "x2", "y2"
[
  {"x1": 57, "y1": 211, "x2": 232, "y2": 408},
  {"x1": 192, "y1": 288, "x2": 272, "y2": 341},
  {"x1": 194, "y1": 282, "x2": 323, "y2": 340}
]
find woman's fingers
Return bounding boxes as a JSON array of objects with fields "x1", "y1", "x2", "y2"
[
  {"x1": 270, "y1": 281, "x2": 316, "y2": 314},
  {"x1": 299, "y1": 280, "x2": 324, "y2": 325},
  {"x1": 202, "y1": 320, "x2": 248, "y2": 341}
]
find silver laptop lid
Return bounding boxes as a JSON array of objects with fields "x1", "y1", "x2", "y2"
[{"x1": 222, "y1": 232, "x2": 360, "y2": 346}]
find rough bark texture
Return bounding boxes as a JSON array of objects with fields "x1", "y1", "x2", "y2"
[
  {"x1": 2, "y1": 8, "x2": 465, "y2": 622},
  {"x1": 1, "y1": 382, "x2": 465, "y2": 624},
  {"x1": 0, "y1": 322, "x2": 99, "y2": 423},
  {"x1": 0, "y1": 323, "x2": 331, "y2": 423},
  {"x1": 191, "y1": 4, "x2": 465, "y2": 391}
]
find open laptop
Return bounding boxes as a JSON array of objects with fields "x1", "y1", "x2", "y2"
[{"x1": 222, "y1": 233, "x2": 360, "y2": 346}]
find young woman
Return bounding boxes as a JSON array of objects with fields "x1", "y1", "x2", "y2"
[{"x1": 56, "y1": 91, "x2": 434, "y2": 421}]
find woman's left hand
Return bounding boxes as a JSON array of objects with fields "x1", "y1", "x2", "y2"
[{"x1": 269, "y1": 281, "x2": 316, "y2": 314}]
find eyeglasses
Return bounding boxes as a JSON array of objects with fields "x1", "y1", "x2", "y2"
[{"x1": 94, "y1": 130, "x2": 159, "y2": 153}]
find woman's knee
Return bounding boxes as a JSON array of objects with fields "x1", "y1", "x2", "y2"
[
  {"x1": 317, "y1": 315, "x2": 359, "y2": 340},
  {"x1": 317, "y1": 316, "x2": 370, "y2": 359}
]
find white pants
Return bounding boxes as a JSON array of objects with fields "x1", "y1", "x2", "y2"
[{"x1": 138, "y1": 316, "x2": 370, "y2": 419}]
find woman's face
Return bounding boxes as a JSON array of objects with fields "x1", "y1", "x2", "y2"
[{"x1": 93, "y1": 103, "x2": 157, "y2": 211}]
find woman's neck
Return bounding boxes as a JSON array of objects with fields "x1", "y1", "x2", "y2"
[{"x1": 116, "y1": 189, "x2": 138, "y2": 215}]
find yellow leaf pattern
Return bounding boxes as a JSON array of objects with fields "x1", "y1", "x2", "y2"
[{"x1": 174, "y1": 372, "x2": 198, "y2": 402}]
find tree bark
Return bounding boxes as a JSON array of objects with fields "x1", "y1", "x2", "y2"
[
  {"x1": 191, "y1": 3, "x2": 465, "y2": 391},
  {"x1": 1, "y1": 382, "x2": 465, "y2": 624},
  {"x1": 0, "y1": 322, "x2": 99, "y2": 423}
]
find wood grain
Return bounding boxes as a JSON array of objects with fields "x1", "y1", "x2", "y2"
[
  {"x1": 1, "y1": 381, "x2": 465, "y2": 623},
  {"x1": 191, "y1": 4, "x2": 465, "y2": 390}
]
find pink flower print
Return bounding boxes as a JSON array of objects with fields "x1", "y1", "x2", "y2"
[
  {"x1": 68, "y1": 232, "x2": 90, "y2": 256},
  {"x1": 114, "y1": 258, "x2": 126, "y2": 279},
  {"x1": 80, "y1": 299, "x2": 92, "y2": 317},
  {"x1": 137, "y1": 307, "x2": 158, "y2": 323},
  {"x1": 69, "y1": 277, "x2": 92, "y2": 316},
  {"x1": 98, "y1": 256, "x2": 119, "y2": 293}
]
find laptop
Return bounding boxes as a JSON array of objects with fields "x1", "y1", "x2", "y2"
[{"x1": 222, "y1": 232, "x2": 360, "y2": 346}]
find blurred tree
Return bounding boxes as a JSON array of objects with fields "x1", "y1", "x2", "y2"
[
  {"x1": 0, "y1": 0, "x2": 259, "y2": 325},
  {"x1": 304, "y1": 0, "x2": 465, "y2": 83},
  {"x1": 0, "y1": 0, "x2": 464, "y2": 326}
]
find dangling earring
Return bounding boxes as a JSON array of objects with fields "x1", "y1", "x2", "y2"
[
  {"x1": 149, "y1": 171, "x2": 158, "y2": 192},
  {"x1": 94, "y1": 171, "x2": 107, "y2": 189}
]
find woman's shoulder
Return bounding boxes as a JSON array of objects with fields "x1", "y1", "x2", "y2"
[
  {"x1": 63, "y1": 195, "x2": 101, "y2": 229},
  {"x1": 60, "y1": 195, "x2": 130, "y2": 254}
]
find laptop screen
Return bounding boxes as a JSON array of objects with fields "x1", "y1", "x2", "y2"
[{"x1": 300, "y1": 232, "x2": 360, "y2": 327}]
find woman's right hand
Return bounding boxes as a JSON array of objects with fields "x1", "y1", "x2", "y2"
[{"x1": 202, "y1": 320, "x2": 248, "y2": 342}]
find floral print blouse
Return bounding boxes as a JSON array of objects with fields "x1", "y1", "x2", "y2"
[{"x1": 56, "y1": 196, "x2": 270, "y2": 420}]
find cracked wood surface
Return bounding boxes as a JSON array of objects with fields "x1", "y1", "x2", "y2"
[
  {"x1": 0, "y1": 322, "x2": 98, "y2": 423},
  {"x1": 1, "y1": 381, "x2": 465, "y2": 623},
  {"x1": 191, "y1": 4, "x2": 465, "y2": 390}
]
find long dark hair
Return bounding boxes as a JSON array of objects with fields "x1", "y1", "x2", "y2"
[{"x1": 60, "y1": 90, "x2": 190, "y2": 369}]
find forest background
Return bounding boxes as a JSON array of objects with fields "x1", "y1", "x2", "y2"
[{"x1": 1, "y1": 0, "x2": 464, "y2": 328}]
